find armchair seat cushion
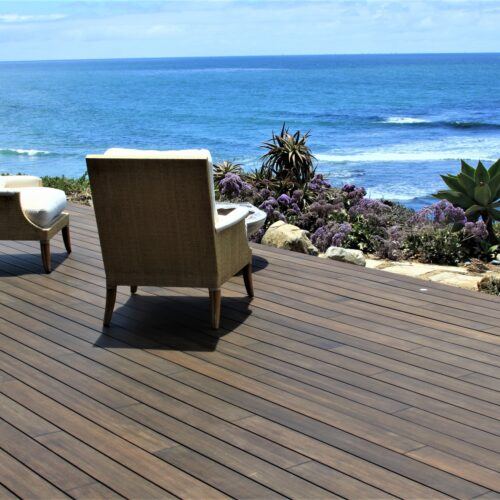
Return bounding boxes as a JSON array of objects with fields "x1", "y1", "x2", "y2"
[{"x1": 19, "y1": 187, "x2": 67, "y2": 228}]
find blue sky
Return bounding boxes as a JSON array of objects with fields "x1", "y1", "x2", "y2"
[{"x1": 0, "y1": 1, "x2": 498, "y2": 61}]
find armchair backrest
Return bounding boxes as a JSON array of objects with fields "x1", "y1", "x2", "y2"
[{"x1": 86, "y1": 149, "x2": 219, "y2": 287}]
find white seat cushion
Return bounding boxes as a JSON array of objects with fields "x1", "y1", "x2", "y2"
[
  {"x1": 19, "y1": 187, "x2": 67, "y2": 228},
  {"x1": 0, "y1": 175, "x2": 42, "y2": 189},
  {"x1": 103, "y1": 148, "x2": 212, "y2": 161}
]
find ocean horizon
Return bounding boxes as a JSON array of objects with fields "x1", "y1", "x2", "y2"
[{"x1": 1, "y1": 53, "x2": 499, "y2": 209}]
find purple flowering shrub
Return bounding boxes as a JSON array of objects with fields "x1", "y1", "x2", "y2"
[
  {"x1": 410, "y1": 200, "x2": 467, "y2": 227},
  {"x1": 312, "y1": 222, "x2": 352, "y2": 252},
  {"x1": 309, "y1": 174, "x2": 331, "y2": 193},
  {"x1": 258, "y1": 196, "x2": 286, "y2": 226},
  {"x1": 374, "y1": 226, "x2": 407, "y2": 261},
  {"x1": 341, "y1": 184, "x2": 367, "y2": 207},
  {"x1": 214, "y1": 158, "x2": 495, "y2": 263},
  {"x1": 401, "y1": 201, "x2": 494, "y2": 264},
  {"x1": 217, "y1": 173, "x2": 253, "y2": 200}
]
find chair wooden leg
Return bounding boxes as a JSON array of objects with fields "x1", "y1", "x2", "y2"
[
  {"x1": 62, "y1": 225, "x2": 72, "y2": 254},
  {"x1": 130, "y1": 286, "x2": 138, "y2": 294},
  {"x1": 40, "y1": 241, "x2": 51, "y2": 274},
  {"x1": 209, "y1": 289, "x2": 221, "y2": 329},
  {"x1": 243, "y1": 262, "x2": 254, "y2": 297},
  {"x1": 104, "y1": 286, "x2": 117, "y2": 327}
]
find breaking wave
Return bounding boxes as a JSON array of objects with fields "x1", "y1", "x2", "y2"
[
  {"x1": 316, "y1": 138, "x2": 500, "y2": 164},
  {"x1": 379, "y1": 116, "x2": 500, "y2": 129},
  {"x1": 0, "y1": 148, "x2": 52, "y2": 157},
  {"x1": 381, "y1": 117, "x2": 430, "y2": 124}
]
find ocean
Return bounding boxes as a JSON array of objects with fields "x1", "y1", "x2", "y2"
[{"x1": 1, "y1": 53, "x2": 499, "y2": 209}]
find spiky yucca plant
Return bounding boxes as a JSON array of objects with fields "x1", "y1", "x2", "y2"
[
  {"x1": 260, "y1": 124, "x2": 316, "y2": 186},
  {"x1": 434, "y1": 159, "x2": 500, "y2": 242},
  {"x1": 213, "y1": 160, "x2": 244, "y2": 183}
]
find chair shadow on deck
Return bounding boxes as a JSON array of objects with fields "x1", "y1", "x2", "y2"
[
  {"x1": 251, "y1": 254, "x2": 268, "y2": 273},
  {"x1": 94, "y1": 292, "x2": 254, "y2": 352},
  {"x1": 0, "y1": 247, "x2": 68, "y2": 277}
]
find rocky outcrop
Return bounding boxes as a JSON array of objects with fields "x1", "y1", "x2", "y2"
[
  {"x1": 323, "y1": 246, "x2": 366, "y2": 266},
  {"x1": 261, "y1": 221, "x2": 318, "y2": 255}
]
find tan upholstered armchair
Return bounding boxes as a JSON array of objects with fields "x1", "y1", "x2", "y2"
[
  {"x1": 0, "y1": 175, "x2": 71, "y2": 273},
  {"x1": 86, "y1": 149, "x2": 253, "y2": 329}
]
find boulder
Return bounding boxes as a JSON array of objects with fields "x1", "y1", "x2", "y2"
[
  {"x1": 324, "y1": 246, "x2": 366, "y2": 266},
  {"x1": 261, "y1": 221, "x2": 318, "y2": 255},
  {"x1": 478, "y1": 273, "x2": 500, "y2": 295}
]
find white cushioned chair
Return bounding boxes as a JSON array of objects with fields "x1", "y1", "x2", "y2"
[{"x1": 0, "y1": 175, "x2": 71, "y2": 273}]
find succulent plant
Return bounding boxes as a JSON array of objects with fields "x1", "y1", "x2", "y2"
[
  {"x1": 213, "y1": 160, "x2": 244, "y2": 183},
  {"x1": 260, "y1": 124, "x2": 316, "y2": 186},
  {"x1": 434, "y1": 159, "x2": 500, "y2": 242}
]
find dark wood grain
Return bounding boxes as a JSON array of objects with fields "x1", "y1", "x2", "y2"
[{"x1": 1, "y1": 203, "x2": 499, "y2": 499}]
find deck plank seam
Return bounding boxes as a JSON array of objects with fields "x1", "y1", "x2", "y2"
[
  {"x1": 1, "y1": 324, "x2": 481, "y2": 497},
  {"x1": 1, "y1": 274, "x2": 498, "y2": 450},
  {"x1": 1, "y1": 282, "x2": 498, "y2": 460}
]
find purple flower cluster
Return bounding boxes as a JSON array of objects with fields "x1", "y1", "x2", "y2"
[
  {"x1": 259, "y1": 196, "x2": 278, "y2": 215},
  {"x1": 342, "y1": 184, "x2": 367, "y2": 206},
  {"x1": 277, "y1": 193, "x2": 292, "y2": 206},
  {"x1": 349, "y1": 198, "x2": 390, "y2": 219},
  {"x1": 275, "y1": 193, "x2": 299, "y2": 212},
  {"x1": 218, "y1": 173, "x2": 252, "y2": 199},
  {"x1": 412, "y1": 200, "x2": 467, "y2": 227},
  {"x1": 309, "y1": 174, "x2": 331, "y2": 193},
  {"x1": 311, "y1": 222, "x2": 352, "y2": 252},
  {"x1": 463, "y1": 221, "x2": 489, "y2": 240},
  {"x1": 296, "y1": 199, "x2": 342, "y2": 232},
  {"x1": 259, "y1": 197, "x2": 286, "y2": 224}
]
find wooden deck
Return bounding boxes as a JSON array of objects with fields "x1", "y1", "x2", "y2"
[{"x1": 1, "y1": 203, "x2": 500, "y2": 499}]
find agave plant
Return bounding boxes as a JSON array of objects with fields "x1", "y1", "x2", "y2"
[
  {"x1": 260, "y1": 124, "x2": 316, "y2": 186},
  {"x1": 213, "y1": 160, "x2": 244, "y2": 183},
  {"x1": 434, "y1": 159, "x2": 500, "y2": 242}
]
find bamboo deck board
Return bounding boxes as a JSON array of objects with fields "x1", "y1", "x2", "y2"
[{"x1": 0, "y1": 203, "x2": 499, "y2": 498}]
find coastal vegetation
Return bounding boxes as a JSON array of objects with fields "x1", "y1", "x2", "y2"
[
  {"x1": 215, "y1": 126, "x2": 499, "y2": 268},
  {"x1": 434, "y1": 160, "x2": 500, "y2": 244},
  {"x1": 36, "y1": 126, "x2": 499, "y2": 293},
  {"x1": 42, "y1": 172, "x2": 92, "y2": 205}
]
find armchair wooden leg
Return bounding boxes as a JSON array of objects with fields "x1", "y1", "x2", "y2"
[
  {"x1": 40, "y1": 241, "x2": 51, "y2": 274},
  {"x1": 104, "y1": 286, "x2": 117, "y2": 327},
  {"x1": 243, "y1": 262, "x2": 254, "y2": 297},
  {"x1": 62, "y1": 225, "x2": 72, "y2": 254},
  {"x1": 130, "y1": 286, "x2": 138, "y2": 294},
  {"x1": 209, "y1": 289, "x2": 221, "y2": 329}
]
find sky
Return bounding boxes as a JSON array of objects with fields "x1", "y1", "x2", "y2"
[{"x1": 0, "y1": 0, "x2": 498, "y2": 61}]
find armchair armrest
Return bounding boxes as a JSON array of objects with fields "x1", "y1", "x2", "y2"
[
  {"x1": 0, "y1": 175, "x2": 43, "y2": 189},
  {"x1": 0, "y1": 175, "x2": 42, "y2": 189},
  {"x1": 215, "y1": 206, "x2": 249, "y2": 233}
]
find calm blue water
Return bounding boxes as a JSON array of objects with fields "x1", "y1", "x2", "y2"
[{"x1": 1, "y1": 54, "x2": 499, "y2": 208}]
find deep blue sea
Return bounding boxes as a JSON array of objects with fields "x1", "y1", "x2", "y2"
[{"x1": 1, "y1": 54, "x2": 499, "y2": 209}]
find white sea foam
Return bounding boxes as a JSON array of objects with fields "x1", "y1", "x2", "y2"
[
  {"x1": 381, "y1": 116, "x2": 430, "y2": 124},
  {"x1": 317, "y1": 151, "x2": 497, "y2": 163},
  {"x1": 365, "y1": 187, "x2": 436, "y2": 201},
  {"x1": 0, "y1": 148, "x2": 51, "y2": 156},
  {"x1": 316, "y1": 137, "x2": 500, "y2": 164}
]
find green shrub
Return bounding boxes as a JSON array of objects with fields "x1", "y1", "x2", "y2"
[
  {"x1": 403, "y1": 227, "x2": 465, "y2": 265},
  {"x1": 42, "y1": 172, "x2": 92, "y2": 205}
]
